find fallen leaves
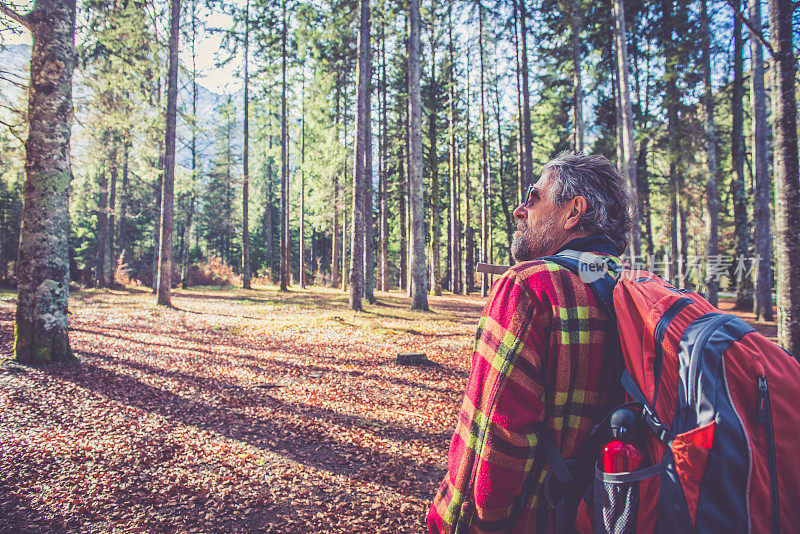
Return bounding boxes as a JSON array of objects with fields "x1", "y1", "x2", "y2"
[{"x1": 0, "y1": 286, "x2": 480, "y2": 533}]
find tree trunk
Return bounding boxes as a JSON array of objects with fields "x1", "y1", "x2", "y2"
[
  {"x1": 448, "y1": 1, "x2": 461, "y2": 295},
  {"x1": 266, "y1": 127, "x2": 275, "y2": 272},
  {"x1": 14, "y1": 0, "x2": 77, "y2": 364},
  {"x1": 150, "y1": 37, "x2": 164, "y2": 294},
  {"x1": 332, "y1": 88, "x2": 340, "y2": 287},
  {"x1": 380, "y1": 23, "x2": 388, "y2": 291},
  {"x1": 151, "y1": 155, "x2": 161, "y2": 292},
  {"x1": 428, "y1": 23, "x2": 441, "y2": 297},
  {"x1": 464, "y1": 51, "x2": 474, "y2": 294},
  {"x1": 224, "y1": 109, "x2": 233, "y2": 265},
  {"x1": 661, "y1": 0, "x2": 681, "y2": 284},
  {"x1": 731, "y1": 4, "x2": 752, "y2": 310},
  {"x1": 637, "y1": 140, "x2": 653, "y2": 257},
  {"x1": 494, "y1": 83, "x2": 513, "y2": 263},
  {"x1": 242, "y1": 0, "x2": 251, "y2": 289},
  {"x1": 513, "y1": 0, "x2": 524, "y2": 205},
  {"x1": 748, "y1": 0, "x2": 772, "y2": 320},
  {"x1": 613, "y1": 0, "x2": 639, "y2": 258},
  {"x1": 632, "y1": 38, "x2": 654, "y2": 259},
  {"x1": 342, "y1": 154, "x2": 348, "y2": 291},
  {"x1": 182, "y1": 2, "x2": 198, "y2": 287},
  {"x1": 398, "y1": 132, "x2": 407, "y2": 291},
  {"x1": 408, "y1": 0, "x2": 427, "y2": 310},
  {"x1": 479, "y1": 1, "x2": 490, "y2": 297},
  {"x1": 767, "y1": 0, "x2": 800, "y2": 353},
  {"x1": 350, "y1": 0, "x2": 369, "y2": 311},
  {"x1": 700, "y1": 0, "x2": 719, "y2": 305},
  {"x1": 364, "y1": 45, "x2": 375, "y2": 304},
  {"x1": 570, "y1": 0, "x2": 583, "y2": 152},
  {"x1": 280, "y1": 0, "x2": 289, "y2": 291},
  {"x1": 613, "y1": 56, "x2": 623, "y2": 184},
  {"x1": 120, "y1": 139, "x2": 131, "y2": 270},
  {"x1": 300, "y1": 76, "x2": 307, "y2": 288},
  {"x1": 405, "y1": 42, "x2": 412, "y2": 298},
  {"x1": 155, "y1": 0, "x2": 180, "y2": 306},
  {"x1": 107, "y1": 136, "x2": 117, "y2": 284},
  {"x1": 517, "y1": 0, "x2": 534, "y2": 190},
  {"x1": 96, "y1": 165, "x2": 108, "y2": 287}
]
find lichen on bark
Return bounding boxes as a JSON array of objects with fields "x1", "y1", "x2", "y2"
[{"x1": 14, "y1": 0, "x2": 77, "y2": 365}]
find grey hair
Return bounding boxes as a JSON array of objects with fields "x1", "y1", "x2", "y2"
[{"x1": 542, "y1": 152, "x2": 634, "y2": 255}]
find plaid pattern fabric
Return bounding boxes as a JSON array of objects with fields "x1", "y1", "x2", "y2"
[{"x1": 428, "y1": 251, "x2": 623, "y2": 533}]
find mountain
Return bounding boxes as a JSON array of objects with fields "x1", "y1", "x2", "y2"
[{"x1": 0, "y1": 43, "x2": 244, "y2": 173}]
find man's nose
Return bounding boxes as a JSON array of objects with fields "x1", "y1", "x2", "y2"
[{"x1": 513, "y1": 204, "x2": 526, "y2": 220}]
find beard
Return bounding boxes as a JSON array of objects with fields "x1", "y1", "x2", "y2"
[{"x1": 511, "y1": 218, "x2": 561, "y2": 262}]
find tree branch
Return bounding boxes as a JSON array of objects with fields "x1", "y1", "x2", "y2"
[
  {"x1": 0, "y1": 1, "x2": 31, "y2": 31},
  {"x1": 0, "y1": 117, "x2": 25, "y2": 143},
  {"x1": 725, "y1": 0, "x2": 776, "y2": 60}
]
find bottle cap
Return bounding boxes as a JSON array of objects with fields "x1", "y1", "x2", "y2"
[{"x1": 609, "y1": 407, "x2": 639, "y2": 440}]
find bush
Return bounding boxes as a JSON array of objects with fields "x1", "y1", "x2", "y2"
[
  {"x1": 314, "y1": 268, "x2": 328, "y2": 287},
  {"x1": 114, "y1": 252, "x2": 140, "y2": 287},
  {"x1": 187, "y1": 257, "x2": 242, "y2": 287},
  {"x1": 251, "y1": 266, "x2": 278, "y2": 286}
]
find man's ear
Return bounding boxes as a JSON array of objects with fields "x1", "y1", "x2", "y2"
[{"x1": 563, "y1": 196, "x2": 587, "y2": 230}]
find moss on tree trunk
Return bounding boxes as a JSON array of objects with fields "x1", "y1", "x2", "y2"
[{"x1": 14, "y1": 0, "x2": 77, "y2": 365}]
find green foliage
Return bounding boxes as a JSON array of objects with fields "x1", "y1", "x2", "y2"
[
  {"x1": 0, "y1": 0, "x2": 771, "y2": 300},
  {"x1": 0, "y1": 130, "x2": 23, "y2": 281},
  {"x1": 198, "y1": 96, "x2": 242, "y2": 266}
]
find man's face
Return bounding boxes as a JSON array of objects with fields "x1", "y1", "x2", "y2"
[{"x1": 511, "y1": 172, "x2": 569, "y2": 262}]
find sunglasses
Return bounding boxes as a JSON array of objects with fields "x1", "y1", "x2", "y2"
[
  {"x1": 524, "y1": 183, "x2": 562, "y2": 206},
  {"x1": 524, "y1": 184, "x2": 542, "y2": 206}
]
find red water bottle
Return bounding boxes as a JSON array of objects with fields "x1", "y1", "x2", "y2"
[{"x1": 601, "y1": 407, "x2": 645, "y2": 473}]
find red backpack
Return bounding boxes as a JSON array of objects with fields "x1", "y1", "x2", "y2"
[{"x1": 541, "y1": 252, "x2": 800, "y2": 534}]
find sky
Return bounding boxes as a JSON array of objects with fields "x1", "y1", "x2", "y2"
[
  {"x1": 2, "y1": 2, "x2": 242, "y2": 95},
  {"x1": 188, "y1": 8, "x2": 242, "y2": 94}
]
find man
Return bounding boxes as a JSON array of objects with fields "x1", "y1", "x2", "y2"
[{"x1": 428, "y1": 153, "x2": 633, "y2": 533}]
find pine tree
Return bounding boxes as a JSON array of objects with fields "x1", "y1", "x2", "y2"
[
  {"x1": 447, "y1": 0, "x2": 461, "y2": 294},
  {"x1": 242, "y1": 0, "x2": 252, "y2": 289},
  {"x1": 349, "y1": 0, "x2": 369, "y2": 311},
  {"x1": 464, "y1": 50, "x2": 474, "y2": 294},
  {"x1": 700, "y1": 0, "x2": 718, "y2": 305},
  {"x1": 612, "y1": 0, "x2": 639, "y2": 257},
  {"x1": 408, "y1": 0, "x2": 427, "y2": 310},
  {"x1": 478, "y1": 0, "x2": 490, "y2": 297},
  {"x1": 730, "y1": 1, "x2": 752, "y2": 310},
  {"x1": 155, "y1": 0, "x2": 181, "y2": 306},
  {"x1": 181, "y1": 0, "x2": 200, "y2": 287},
  {"x1": 426, "y1": 1, "x2": 441, "y2": 296},
  {"x1": 379, "y1": 21, "x2": 389, "y2": 291},
  {"x1": 299, "y1": 74, "x2": 307, "y2": 288},
  {"x1": 363, "y1": 29, "x2": 375, "y2": 304},
  {"x1": 280, "y1": 0, "x2": 289, "y2": 291},
  {"x1": 660, "y1": 0, "x2": 685, "y2": 284},
  {"x1": 516, "y1": 0, "x2": 533, "y2": 189},
  {"x1": 569, "y1": 0, "x2": 583, "y2": 152},
  {"x1": 748, "y1": 0, "x2": 772, "y2": 320}
]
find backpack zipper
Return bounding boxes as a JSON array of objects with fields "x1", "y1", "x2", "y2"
[{"x1": 755, "y1": 366, "x2": 780, "y2": 534}]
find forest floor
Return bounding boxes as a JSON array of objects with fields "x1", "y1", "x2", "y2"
[{"x1": 0, "y1": 284, "x2": 778, "y2": 533}]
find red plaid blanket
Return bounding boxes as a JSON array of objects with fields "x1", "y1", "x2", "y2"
[{"x1": 428, "y1": 253, "x2": 623, "y2": 533}]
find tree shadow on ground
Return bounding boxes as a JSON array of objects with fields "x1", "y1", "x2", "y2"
[
  {"x1": 48, "y1": 355, "x2": 446, "y2": 502},
  {"x1": 70, "y1": 324, "x2": 470, "y2": 391}
]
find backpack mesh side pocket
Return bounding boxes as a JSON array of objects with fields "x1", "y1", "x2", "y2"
[{"x1": 591, "y1": 462, "x2": 661, "y2": 534}]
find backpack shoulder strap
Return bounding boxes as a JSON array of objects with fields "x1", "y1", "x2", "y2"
[
  {"x1": 509, "y1": 431, "x2": 585, "y2": 534},
  {"x1": 540, "y1": 250, "x2": 621, "y2": 318}
]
